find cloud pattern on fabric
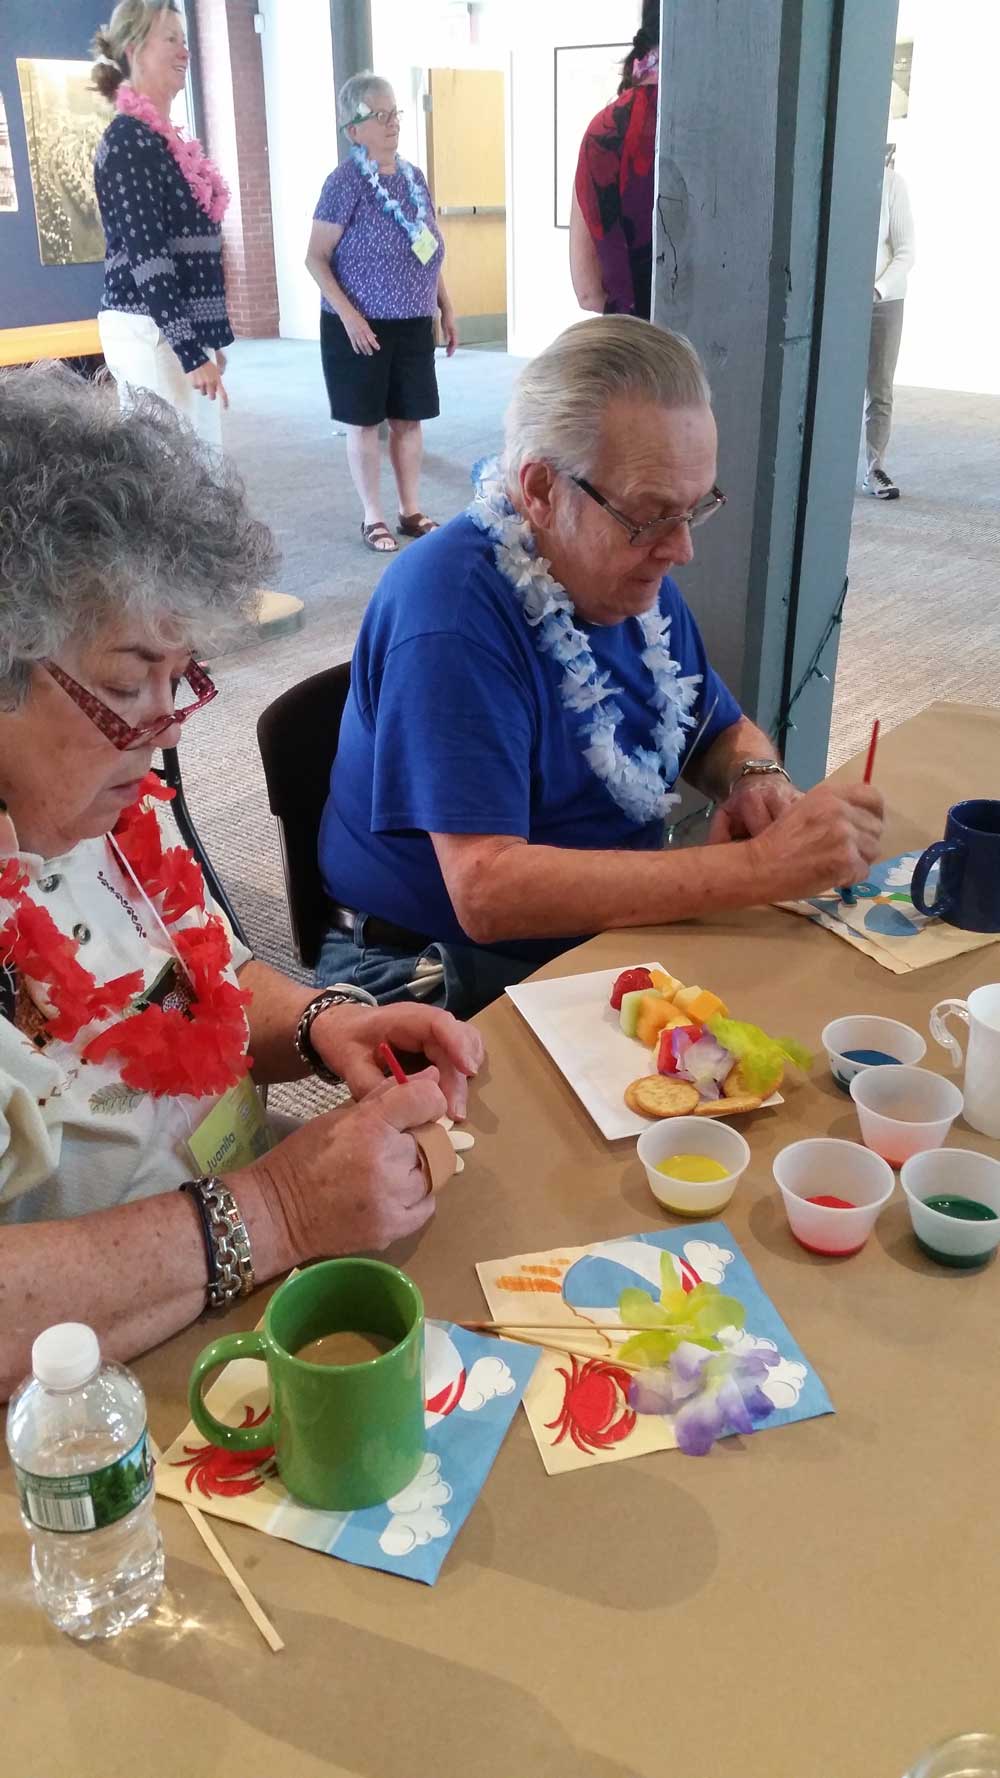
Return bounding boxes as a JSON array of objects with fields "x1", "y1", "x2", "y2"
[
  {"x1": 717, "y1": 1327, "x2": 807, "y2": 1409},
  {"x1": 459, "y1": 1356, "x2": 516, "y2": 1411},
  {"x1": 682, "y1": 1240, "x2": 734, "y2": 1284},
  {"x1": 378, "y1": 1453, "x2": 453, "y2": 1557}
]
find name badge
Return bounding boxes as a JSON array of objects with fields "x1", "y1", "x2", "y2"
[
  {"x1": 411, "y1": 224, "x2": 438, "y2": 265},
  {"x1": 188, "y1": 1073, "x2": 272, "y2": 1176}
]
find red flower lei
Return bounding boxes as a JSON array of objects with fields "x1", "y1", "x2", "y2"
[{"x1": 0, "y1": 774, "x2": 252, "y2": 1099}]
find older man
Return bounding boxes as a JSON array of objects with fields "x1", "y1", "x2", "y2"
[{"x1": 316, "y1": 317, "x2": 883, "y2": 1013}]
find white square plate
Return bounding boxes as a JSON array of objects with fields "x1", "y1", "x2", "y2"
[{"x1": 506, "y1": 961, "x2": 782, "y2": 1141}]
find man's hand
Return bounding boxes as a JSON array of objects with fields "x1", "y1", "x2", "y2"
[
  {"x1": 187, "y1": 358, "x2": 229, "y2": 405},
  {"x1": 252, "y1": 1073, "x2": 447, "y2": 1264},
  {"x1": 746, "y1": 783, "x2": 884, "y2": 901},
  {"x1": 707, "y1": 775, "x2": 801, "y2": 843},
  {"x1": 310, "y1": 1001, "x2": 484, "y2": 1119}
]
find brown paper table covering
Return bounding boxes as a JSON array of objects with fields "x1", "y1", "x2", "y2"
[{"x1": 2, "y1": 698, "x2": 999, "y2": 1778}]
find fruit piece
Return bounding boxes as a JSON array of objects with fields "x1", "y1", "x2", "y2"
[
  {"x1": 635, "y1": 991, "x2": 682, "y2": 1049},
  {"x1": 673, "y1": 986, "x2": 728, "y2": 1024},
  {"x1": 650, "y1": 969, "x2": 683, "y2": 996},
  {"x1": 656, "y1": 1024, "x2": 702, "y2": 1075},
  {"x1": 724, "y1": 1058, "x2": 783, "y2": 1100},
  {"x1": 693, "y1": 1093, "x2": 764, "y2": 1117},
  {"x1": 624, "y1": 1076, "x2": 700, "y2": 1118},
  {"x1": 618, "y1": 989, "x2": 649, "y2": 1038},
  {"x1": 610, "y1": 966, "x2": 653, "y2": 1010}
]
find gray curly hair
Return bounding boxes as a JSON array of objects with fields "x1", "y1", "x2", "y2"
[
  {"x1": 337, "y1": 70, "x2": 392, "y2": 130},
  {"x1": 0, "y1": 365, "x2": 275, "y2": 709},
  {"x1": 503, "y1": 315, "x2": 712, "y2": 483}
]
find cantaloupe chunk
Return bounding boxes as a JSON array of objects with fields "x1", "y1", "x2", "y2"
[
  {"x1": 673, "y1": 985, "x2": 728, "y2": 1024},
  {"x1": 635, "y1": 992, "x2": 683, "y2": 1048},
  {"x1": 650, "y1": 969, "x2": 683, "y2": 996}
]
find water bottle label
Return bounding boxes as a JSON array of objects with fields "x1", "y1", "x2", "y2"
[{"x1": 13, "y1": 1430, "x2": 154, "y2": 1534}]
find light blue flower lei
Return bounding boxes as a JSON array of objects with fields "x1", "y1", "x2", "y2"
[
  {"x1": 469, "y1": 457, "x2": 703, "y2": 826},
  {"x1": 350, "y1": 143, "x2": 430, "y2": 245}
]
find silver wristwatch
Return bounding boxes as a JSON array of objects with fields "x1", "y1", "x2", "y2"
[
  {"x1": 190, "y1": 1177, "x2": 255, "y2": 1312},
  {"x1": 729, "y1": 757, "x2": 791, "y2": 797}
]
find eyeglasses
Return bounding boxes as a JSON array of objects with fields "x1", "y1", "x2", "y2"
[
  {"x1": 43, "y1": 657, "x2": 217, "y2": 751},
  {"x1": 354, "y1": 107, "x2": 404, "y2": 127},
  {"x1": 570, "y1": 475, "x2": 727, "y2": 547}
]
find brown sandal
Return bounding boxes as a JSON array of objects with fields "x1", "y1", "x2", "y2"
[
  {"x1": 397, "y1": 512, "x2": 439, "y2": 539},
  {"x1": 361, "y1": 520, "x2": 398, "y2": 554}
]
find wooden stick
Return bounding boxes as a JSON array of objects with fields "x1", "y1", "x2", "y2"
[
  {"x1": 150, "y1": 1436, "x2": 284, "y2": 1654},
  {"x1": 460, "y1": 1319, "x2": 645, "y2": 1334}
]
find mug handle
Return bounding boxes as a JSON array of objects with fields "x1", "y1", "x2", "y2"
[
  {"x1": 188, "y1": 1330, "x2": 275, "y2": 1450},
  {"x1": 910, "y1": 840, "x2": 961, "y2": 917},
  {"x1": 929, "y1": 998, "x2": 969, "y2": 1070}
]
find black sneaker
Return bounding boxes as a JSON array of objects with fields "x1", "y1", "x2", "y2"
[{"x1": 864, "y1": 466, "x2": 900, "y2": 499}]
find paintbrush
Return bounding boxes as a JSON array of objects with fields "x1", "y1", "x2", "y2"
[{"x1": 839, "y1": 717, "x2": 880, "y2": 905}]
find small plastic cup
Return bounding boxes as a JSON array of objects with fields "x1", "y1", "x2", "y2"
[
  {"x1": 637, "y1": 1116, "x2": 750, "y2": 1217},
  {"x1": 850, "y1": 1065, "x2": 963, "y2": 1166},
  {"x1": 900, "y1": 1148, "x2": 1000, "y2": 1268},
  {"x1": 821, "y1": 1014, "x2": 926, "y2": 1093},
  {"x1": 773, "y1": 1137, "x2": 894, "y2": 1255}
]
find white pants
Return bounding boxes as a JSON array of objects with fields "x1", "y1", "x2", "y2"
[{"x1": 99, "y1": 309, "x2": 223, "y2": 452}]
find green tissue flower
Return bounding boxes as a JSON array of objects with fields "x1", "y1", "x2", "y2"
[{"x1": 617, "y1": 1254, "x2": 746, "y2": 1368}]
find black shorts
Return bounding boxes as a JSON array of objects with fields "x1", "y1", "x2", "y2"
[{"x1": 320, "y1": 311, "x2": 440, "y2": 427}]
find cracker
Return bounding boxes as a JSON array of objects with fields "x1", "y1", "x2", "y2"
[
  {"x1": 695, "y1": 1092, "x2": 764, "y2": 1117},
  {"x1": 724, "y1": 1060, "x2": 782, "y2": 1100},
  {"x1": 624, "y1": 1076, "x2": 700, "y2": 1118}
]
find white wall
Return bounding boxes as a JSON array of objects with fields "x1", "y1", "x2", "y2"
[
  {"x1": 891, "y1": 0, "x2": 1000, "y2": 393},
  {"x1": 258, "y1": 0, "x2": 337, "y2": 341},
  {"x1": 505, "y1": 0, "x2": 639, "y2": 358}
]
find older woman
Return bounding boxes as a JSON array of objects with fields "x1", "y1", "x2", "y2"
[
  {"x1": 570, "y1": 0, "x2": 660, "y2": 319},
  {"x1": 92, "y1": 1, "x2": 232, "y2": 446},
  {"x1": 0, "y1": 366, "x2": 482, "y2": 1401},
  {"x1": 315, "y1": 316, "x2": 884, "y2": 1015},
  {"x1": 305, "y1": 72, "x2": 458, "y2": 555}
]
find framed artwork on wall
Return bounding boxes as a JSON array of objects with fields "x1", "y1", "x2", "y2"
[
  {"x1": 0, "y1": 93, "x2": 18, "y2": 213},
  {"x1": 553, "y1": 42, "x2": 629, "y2": 229},
  {"x1": 15, "y1": 58, "x2": 108, "y2": 265}
]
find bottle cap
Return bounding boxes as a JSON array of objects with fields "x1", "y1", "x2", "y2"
[{"x1": 31, "y1": 1324, "x2": 101, "y2": 1391}]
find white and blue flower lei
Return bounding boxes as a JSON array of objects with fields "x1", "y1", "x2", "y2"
[
  {"x1": 351, "y1": 143, "x2": 430, "y2": 246},
  {"x1": 469, "y1": 457, "x2": 703, "y2": 826}
]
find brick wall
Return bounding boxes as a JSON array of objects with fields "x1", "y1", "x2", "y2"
[{"x1": 192, "y1": 0, "x2": 279, "y2": 339}]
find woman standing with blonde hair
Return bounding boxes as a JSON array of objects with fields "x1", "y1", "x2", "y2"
[{"x1": 91, "y1": 0, "x2": 233, "y2": 446}]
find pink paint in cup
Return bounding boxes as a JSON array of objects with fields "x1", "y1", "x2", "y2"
[
  {"x1": 849, "y1": 1065, "x2": 963, "y2": 1167},
  {"x1": 773, "y1": 1138, "x2": 895, "y2": 1255}
]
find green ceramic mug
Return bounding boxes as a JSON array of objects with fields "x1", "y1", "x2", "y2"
[{"x1": 188, "y1": 1258, "x2": 425, "y2": 1511}]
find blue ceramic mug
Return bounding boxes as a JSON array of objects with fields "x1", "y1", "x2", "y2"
[{"x1": 911, "y1": 800, "x2": 1000, "y2": 932}]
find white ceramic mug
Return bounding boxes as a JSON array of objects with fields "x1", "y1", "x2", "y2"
[{"x1": 930, "y1": 983, "x2": 1000, "y2": 1138}]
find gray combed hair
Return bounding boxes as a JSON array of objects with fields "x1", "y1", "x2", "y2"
[
  {"x1": 337, "y1": 70, "x2": 391, "y2": 129},
  {"x1": 0, "y1": 364, "x2": 276, "y2": 709},
  {"x1": 503, "y1": 316, "x2": 712, "y2": 482}
]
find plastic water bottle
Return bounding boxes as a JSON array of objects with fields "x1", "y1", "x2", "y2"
[{"x1": 6, "y1": 1324, "x2": 164, "y2": 1640}]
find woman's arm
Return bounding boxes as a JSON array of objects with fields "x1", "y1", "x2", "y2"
[
  {"x1": 436, "y1": 273, "x2": 459, "y2": 355},
  {"x1": 305, "y1": 220, "x2": 379, "y2": 356},
  {"x1": 569, "y1": 188, "x2": 606, "y2": 312},
  {"x1": 0, "y1": 1070, "x2": 447, "y2": 1401}
]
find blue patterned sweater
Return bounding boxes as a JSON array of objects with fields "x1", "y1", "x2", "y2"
[{"x1": 93, "y1": 114, "x2": 233, "y2": 374}]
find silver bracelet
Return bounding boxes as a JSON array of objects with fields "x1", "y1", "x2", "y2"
[
  {"x1": 293, "y1": 983, "x2": 377, "y2": 1085},
  {"x1": 182, "y1": 1177, "x2": 255, "y2": 1313}
]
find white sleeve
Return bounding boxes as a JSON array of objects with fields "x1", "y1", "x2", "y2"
[
  {"x1": 0, "y1": 1026, "x2": 67, "y2": 1204},
  {"x1": 875, "y1": 173, "x2": 915, "y2": 302}
]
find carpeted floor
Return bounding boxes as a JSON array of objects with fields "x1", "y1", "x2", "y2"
[{"x1": 176, "y1": 340, "x2": 1000, "y2": 1112}]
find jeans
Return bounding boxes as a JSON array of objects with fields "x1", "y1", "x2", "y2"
[
  {"x1": 314, "y1": 913, "x2": 540, "y2": 1018},
  {"x1": 865, "y1": 298, "x2": 905, "y2": 470}
]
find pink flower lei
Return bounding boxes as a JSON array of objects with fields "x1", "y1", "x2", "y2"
[{"x1": 116, "y1": 84, "x2": 230, "y2": 223}]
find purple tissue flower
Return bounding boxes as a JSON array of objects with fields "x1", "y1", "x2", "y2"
[{"x1": 629, "y1": 1340, "x2": 779, "y2": 1456}]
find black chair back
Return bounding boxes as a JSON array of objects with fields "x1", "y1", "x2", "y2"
[
  {"x1": 158, "y1": 747, "x2": 250, "y2": 951},
  {"x1": 256, "y1": 662, "x2": 352, "y2": 968}
]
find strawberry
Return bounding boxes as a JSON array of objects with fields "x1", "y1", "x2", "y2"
[{"x1": 609, "y1": 966, "x2": 653, "y2": 1010}]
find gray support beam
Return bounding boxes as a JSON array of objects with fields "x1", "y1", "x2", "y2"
[
  {"x1": 329, "y1": 0, "x2": 373, "y2": 164},
  {"x1": 655, "y1": 0, "x2": 898, "y2": 787}
]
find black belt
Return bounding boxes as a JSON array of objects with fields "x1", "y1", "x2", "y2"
[{"x1": 327, "y1": 899, "x2": 432, "y2": 953}]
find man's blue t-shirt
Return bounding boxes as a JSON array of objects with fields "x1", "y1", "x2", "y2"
[{"x1": 319, "y1": 513, "x2": 742, "y2": 962}]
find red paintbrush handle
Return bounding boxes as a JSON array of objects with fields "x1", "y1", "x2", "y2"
[{"x1": 376, "y1": 1040, "x2": 407, "y2": 1085}]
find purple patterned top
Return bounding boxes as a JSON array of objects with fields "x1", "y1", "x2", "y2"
[{"x1": 313, "y1": 158, "x2": 444, "y2": 320}]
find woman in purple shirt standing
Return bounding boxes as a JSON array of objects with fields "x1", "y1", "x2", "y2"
[{"x1": 306, "y1": 72, "x2": 458, "y2": 554}]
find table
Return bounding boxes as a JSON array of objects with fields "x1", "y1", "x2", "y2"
[
  {"x1": 0, "y1": 319, "x2": 102, "y2": 368},
  {"x1": 3, "y1": 699, "x2": 999, "y2": 1778}
]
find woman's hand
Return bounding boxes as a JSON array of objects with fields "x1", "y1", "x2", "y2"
[
  {"x1": 439, "y1": 306, "x2": 459, "y2": 357},
  {"x1": 310, "y1": 1001, "x2": 484, "y2": 1119},
  {"x1": 340, "y1": 305, "x2": 380, "y2": 356},
  {"x1": 187, "y1": 358, "x2": 229, "y2": 406},
  {"x1": 251, "y1": 1073, "x2": 446, "y2": 1262}
]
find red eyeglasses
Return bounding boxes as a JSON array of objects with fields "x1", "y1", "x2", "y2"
[{"x1": 43, "y1": 657, "x2": 217, "y2": 751}]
